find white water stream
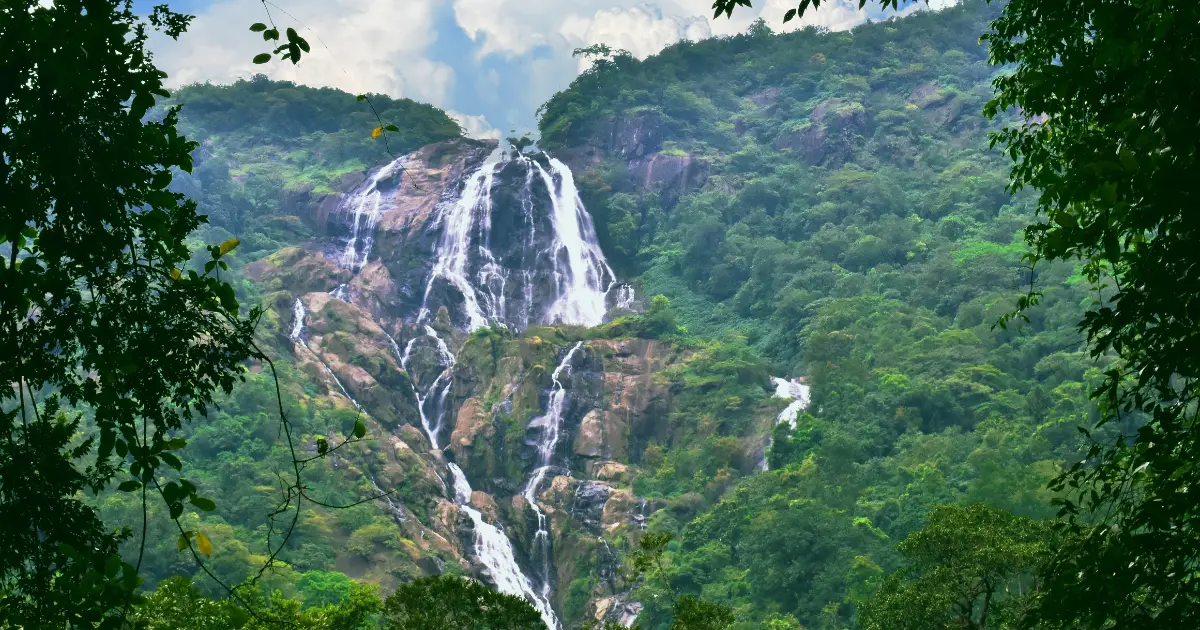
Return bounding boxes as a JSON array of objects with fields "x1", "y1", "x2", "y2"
[
  {"x1": 338, "y1": 156, "x2": 407, "y2": 272},
  {"x1": 531, "y1": 159, "x2": 615, "y2": 327},
  {"x1": 306, "y1": 146, "x2": 626, "y2": 629},
  {"x1": 759, "y1": 377, "x2": 812, "y2": 471},
  {"x1": 522, "y1": 342, "x2": 585, "y2": 610}
]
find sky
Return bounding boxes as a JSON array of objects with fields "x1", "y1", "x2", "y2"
[{"x1": 141, "y1": 0, "x2": 952, "y2": 138}]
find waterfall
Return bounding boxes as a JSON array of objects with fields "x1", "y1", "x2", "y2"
[
  {"x1": 338, "y1": 156, "x2": 407, "y2": 272},
  {"x1": 447, "y1": 463, "x2": 560, "y2": 629},
  {"x1": 421, "y1": 148, "x2": 617, "y2": 332},
  {"x1": 399, "y1": 323, "x2": 559, "y2": 629},
  {"x1": 759, "y1": 377, "x2": 812, "y2": 471},
  {"x1": 289, "y1": 298, "x2": 307, "y2": 342},
  {"x1": 521, "y1": 342, "x2": 584, "y2": 608},
  {"x1": 422, "y1": 149, "x2": 503, "y2": 331},
  {"x1": 398, "y1": 325, "x2": 456, "y2": 450},
  {"x1": 610, "y1": 284, "x2": 636, "y2": 311},
  {"x1": 772, "y1": 377, "x2": 811, "y2": 429},
  {"x1": 532, "y1": 159, "x2": 616, "y2": 327},
  {"x1": 289, "y1": 297, "x2": 363, "y2": 411}
]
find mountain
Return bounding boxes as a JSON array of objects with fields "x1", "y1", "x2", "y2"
[{"x1": 111, "y1": 2, "x2": 1110, "y2": 628}]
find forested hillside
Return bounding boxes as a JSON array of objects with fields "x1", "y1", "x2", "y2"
[
  {"x1": 5, "y1": 1, "x2": 1142, "y2": 629},
  {"x1": 534, "y1": 2, "x2": 1118, "y2": 627}
]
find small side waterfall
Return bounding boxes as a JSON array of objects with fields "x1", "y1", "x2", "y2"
[
  {"x1": 759, "y1": 377, "x2": 812, "y2": 471},
  {"x1": 290, "y1": 298, "x2": 363, "y2": 412},
  {"x1": 338, "y1": 156, "x2": 407, "y2": 272},
  {"x1": 772, "y1": 377, "x2": 811, "y2": 429},
  {"x1": 522, "y1": 342, "x2": 584, "y2": 608}
]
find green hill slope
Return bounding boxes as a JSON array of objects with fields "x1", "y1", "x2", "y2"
[
  {"x1": 534, "y1": 1, "x2": 1115, "y2": 627},
  {"x1": 110, "y1": 4, "x2": 1116, "y2": 628}
]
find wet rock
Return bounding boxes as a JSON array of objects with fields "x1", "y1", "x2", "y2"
[
  {"x1": 627, "y1": 152, "x2": 710, "y2": 206},
  {"x1": 574, "y1": 409, "x2": 607, "y2": 458},
  {"x1": 590, "y1": 461, "x2": 630, "y2": 483},
  {"x1": 245, "y1": 246, "x2": 351, "y2": 295},
  {"x1": 601, "y1": 488, "x2": 637, "y2": 534},
  {"x1": 572, "y1": 481, "x2": 613, "y2": 535}
]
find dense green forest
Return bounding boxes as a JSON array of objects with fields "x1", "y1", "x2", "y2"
[
  {"x1": 534, "y1": 3, "x2": 1121, "y2": 627},
  {"x1": 4, "y1": 0, "x2": 1197, "y2": 628}
]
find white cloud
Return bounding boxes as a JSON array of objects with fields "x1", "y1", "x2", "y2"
[
  {"x1": 152, "y1": 0, "x2": 454, "y2": 107},
  {"x1": 449, "y1": 111, "x2": 502, "y2": 139},
  {"x1": 562, "y1": 5, "x2": 711, "y2": 71}
]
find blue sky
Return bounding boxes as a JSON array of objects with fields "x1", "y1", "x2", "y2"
[{"x1": 144, "y1": 0, "x2": 947, "y2": 137}]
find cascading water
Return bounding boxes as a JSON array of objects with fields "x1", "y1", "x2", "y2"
[
  {"x1": 610, "y1": 284, "x2": 636, "y2": 311},
  {"x1": 772, "y1": 377, "x2": 811, "y2": 429},
  {"x1": 419, "y1": 148, "x2": 618, "y2": 332},
  {"x1": 422, "y1": 150, "x2": 503, "y2": 331},
  {"x1": 522, "y1": 342, "x2": 584, "y2": 608},
  {"x1": 290, "y1": 298, "x2": 363, "y2": 412},
  {"x1": 338, "y1": 156, "x2": 407, "y2": 272},
  {"x1": 307, "y1": 144, "x2": 625, "y2": 628},
  {"x1": 759, "y1": 377, "x2": 812, "y2": 471},
  {"x1": 397, "y1": 321, "x2": 561, "y2": 629},
  {"x1": 532, "y1": 159, "x2": 616, "y2": 327},
  {"x1": 448, "y1": 463, "x2": 560, "y2": 630}
]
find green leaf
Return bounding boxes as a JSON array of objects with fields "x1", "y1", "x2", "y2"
[
  {"x1": 249, "y1": 22, "x2": 267, "y2": 32},
  {"x1": 384, "y1": 124, "x2": 400, "y2": 132},
  {"x1": 176, "y1": 532, "x2": 191, "y2": 552},
  {"x1": 117, "y1": 480, "x2": 142, "y2": 492},
  {"x1": 353, "y1": 419, "x2": 367, "y2": 439},
  {"x1": 253, "y1": 53, "x2": 272, "y2": 64},
  {"x1": 104, "y1": 554, "x2": 121, "y2": 578},
  {"x1": 161, "y1": 451, "x2": 182, "y2": 471},
  {"x1": 164, "y1": 437, "x2": 187, "y2": 450},
  {"x1": 263, "y1": 28, "x2": 279, "y2": 41},
  {"x1": 192, "y1": 496, "x2": 216, "y2": 512},
  {"x1": 317, "y1": 437, "x2": 329, "y2": 455},
  {"x1": 356, "y1": 94, "x2": 367, "y2": 102}
]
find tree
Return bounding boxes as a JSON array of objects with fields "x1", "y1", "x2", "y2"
[
  {"x1": 982, "y1": 0, "x2": 1200, "y2": 626},
  {"x1": 628, "y1": 533, "x2": 736, "y2": 630},
  {"x1": 0, "y1": 1, "x2": 258, "y2": 626},
  {"x1": 381, "y1": 576, "x2": 545, "y2": 630},
  {"x1": 130, "y1": 576, "x2": 380, "y2": 629},
  {"x1": 859, "y1": 504, "x2": 1051, "y2": 630},
  {"x1": 0, "y1": 1, "x2": 359, "y2": 625},
  {"x1": 705, "y1": 0, "x2": 1200, "y2": 625}
]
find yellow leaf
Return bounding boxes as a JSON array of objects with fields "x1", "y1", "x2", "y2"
[
  {"x1": 218, "y1": 238, "x2": 240, "y2": 256},
  {"x1": 170, "y1": 268, "x2": 182, "y2": 281},
  {"x1": 371, "y1": 126, "x2": 383, "y2": 139},
  {"x1": 196, "y1": 532, "x2": 214, "y2": 557}
]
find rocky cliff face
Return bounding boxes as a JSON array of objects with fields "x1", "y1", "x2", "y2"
[{"x1": 243, "y1": 136, "x2": 754, "y2": 628}]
